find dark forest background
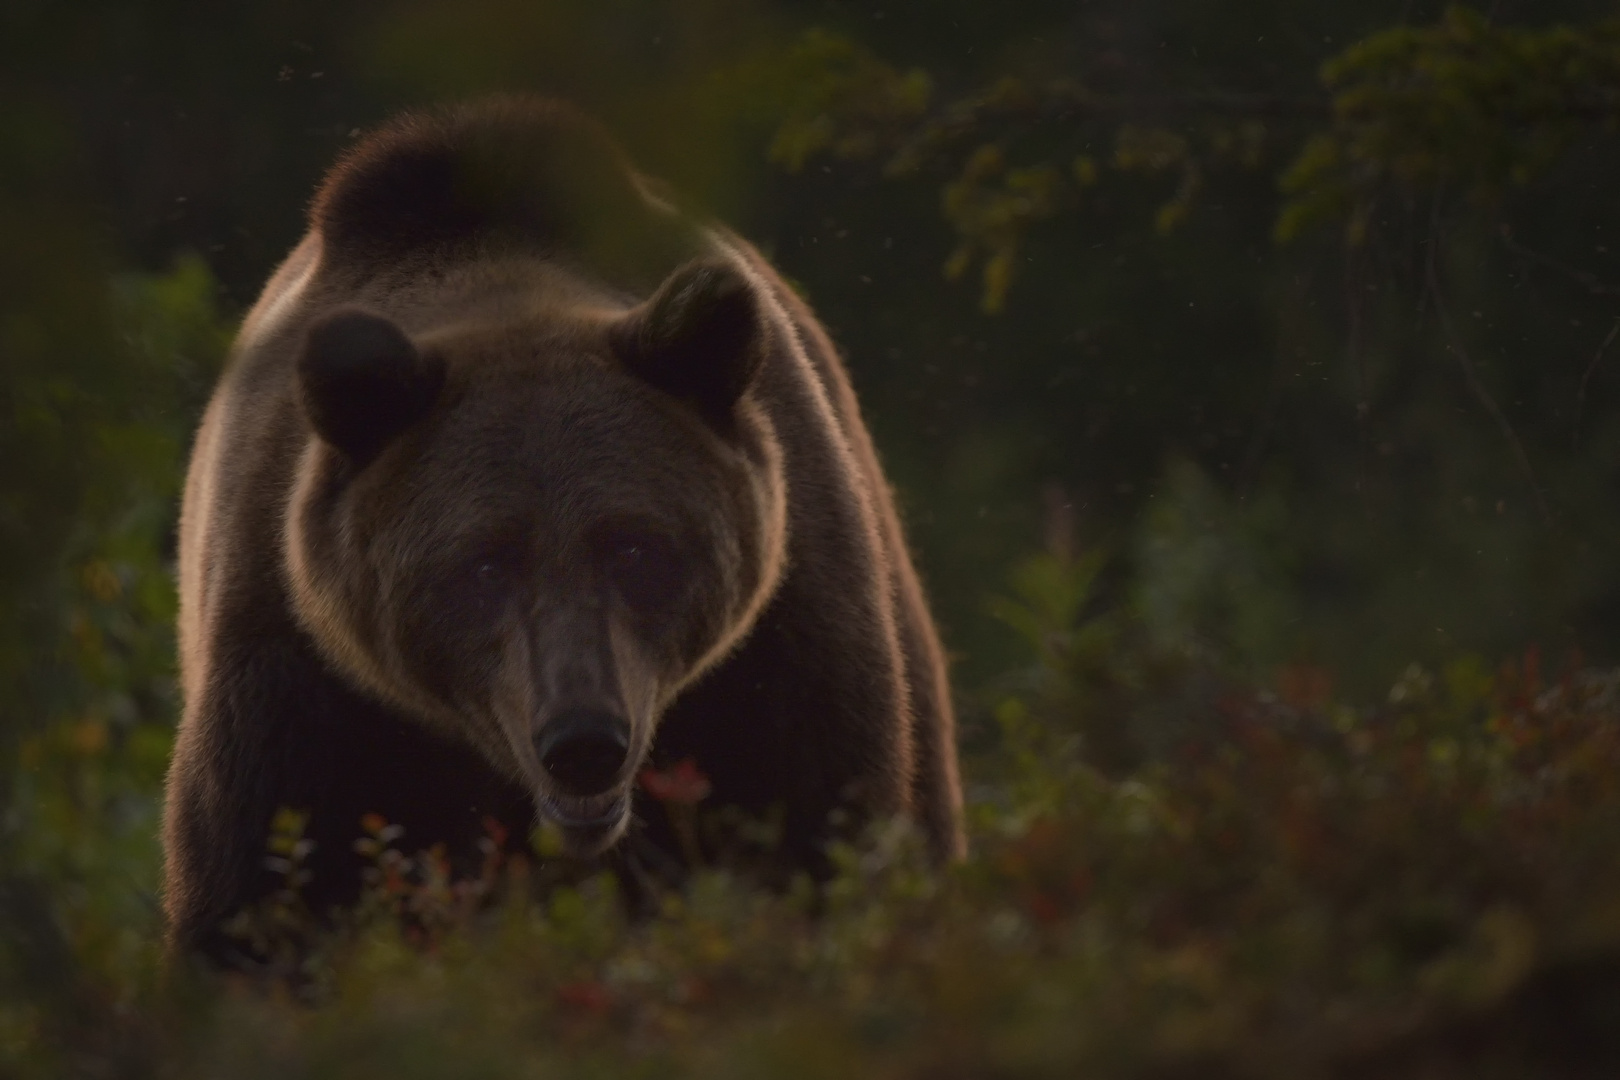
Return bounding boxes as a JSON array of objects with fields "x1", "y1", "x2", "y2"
[{"x1": 9, "y1": 2, "x2": 1620, "y2": 1076}]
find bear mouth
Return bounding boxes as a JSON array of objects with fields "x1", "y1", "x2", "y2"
[{"x1": 536, "y1": 790, "x2": 631, "y2": 853}]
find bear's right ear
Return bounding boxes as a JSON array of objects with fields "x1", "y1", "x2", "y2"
[{"x1": 297, "y1": 308, "x2": 445, "y2": 465}]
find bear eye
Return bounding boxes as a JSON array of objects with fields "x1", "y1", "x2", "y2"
[
  {"x1": 460, "y1": 536, "x2": 528, "y2": 606},
  {"x1": 470, "y1": 553, "x2": 511, "y2": 589},
  {"x1": 595, "y1": 527, "x2": 683, "y2": 613}
]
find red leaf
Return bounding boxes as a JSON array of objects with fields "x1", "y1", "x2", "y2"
[
  {"x1": 639, "y1": 759, "x2": 713, "y2": 804},
  {"x1": 481, "y1": 815, "x2": 509, "y2": 849},
  {"x1": 557, "y1": 980, "x2": 613, "y2": 1013}
]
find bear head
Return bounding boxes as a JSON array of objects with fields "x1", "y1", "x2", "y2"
[{"x1": 284, "y1": 257, "x2": 787, "y2": 857}]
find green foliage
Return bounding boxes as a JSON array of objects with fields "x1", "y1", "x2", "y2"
[
  {"x1": 938, "y1": 147, "x2": 1063, "y2": 314},
  {"x1": 760, "y1": 4, "x2": 1620, "y2": 694},
  {"x1": 1, "y1": 256, "x2": 231, "y2": 1076},
  {"x1": 1279, "y1": 6, "x2": 1620, "y2": 243},
  {"x1": 982, "y1": 461, "x2": 1307, "y2": 774},
  {"x1": 1132, "y1": 460, "x2": 1297, "y2": 671},
  {"x1": 986, "y1": 543, "x2": 1117, "y2": 793},
  {"x1": 760, "y1": 7, "x2": 1620, "y2": 299},
  {"x1": 763, "y1": 29, "x2": 932, "y2": 174},
  {"x1": 14, "y1": 620, "x2": 1620, "y2": 1076},
  {"x1": 751, "y1": 39, "x2": 1272, "y2": 312},
  {"x1": 12, "y1": 254, "x2": 229, "y2": 887}
]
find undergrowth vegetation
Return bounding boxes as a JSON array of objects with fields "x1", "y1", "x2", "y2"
[{"x1": 10, "y1": 531, "x2": 1620, "y2": 1078}]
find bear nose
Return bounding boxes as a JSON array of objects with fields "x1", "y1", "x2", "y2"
[{"x1": 534, "y1": 709, "x2": 630, "y2": 796}]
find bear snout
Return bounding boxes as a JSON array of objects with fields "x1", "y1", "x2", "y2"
[{"x1": 534, "y1": 708, "x2": 631, "y2": 797}]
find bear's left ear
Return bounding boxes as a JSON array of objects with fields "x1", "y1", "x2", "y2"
[
  {"x1": 297, "y1": 307, "x2": 445, "y2": 465},
  {"x1": 609, "y1": 260, "x2": 764, "y2": 428}
]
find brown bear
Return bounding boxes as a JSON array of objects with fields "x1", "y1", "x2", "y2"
[{"x1": 162, "y1": 97, "x2": 963, "y2": 960}]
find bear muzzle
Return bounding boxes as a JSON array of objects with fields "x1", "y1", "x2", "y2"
[
  {"x1": 534, "y1": 707, "x2": 630, "y2": 796},
  {"x1": 531, "y1": 707, "x2": 636, "y2": 854}
]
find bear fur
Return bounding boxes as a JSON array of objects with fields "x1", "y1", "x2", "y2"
[{"x1": 162, "y1": 97, "x2": 963, "y2": 960}]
